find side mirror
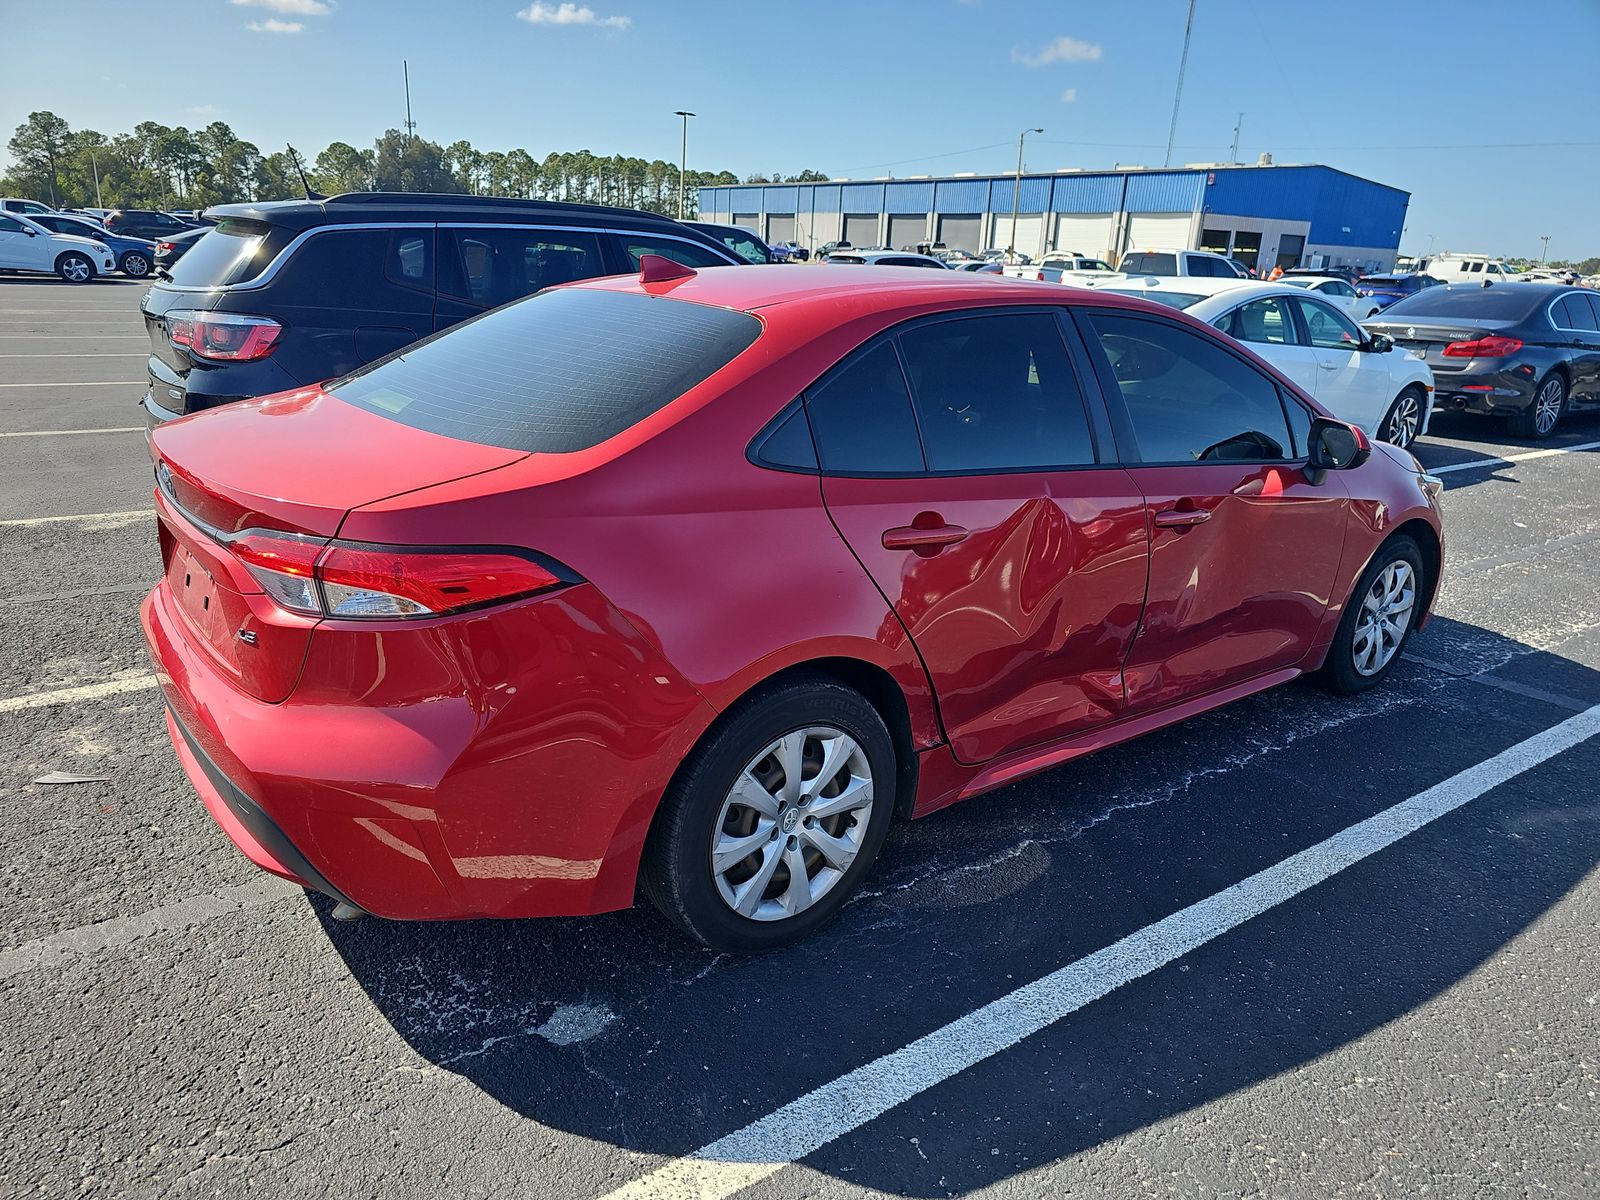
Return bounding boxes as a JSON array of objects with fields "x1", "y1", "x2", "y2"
[
  {"x1": 23, "y1": 227, "x2": 36, "y2": 237},
  {"x1": 1306, "y1": 417, "x2": 1371, "y2": 483},
  {"x1": 1366, "y1": 332, "x2": 1394, "y2": 353}
]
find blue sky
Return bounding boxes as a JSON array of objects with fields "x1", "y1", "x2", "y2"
[{"x1": 3, "y1": 0, "x2": 1597, "y2": 258}]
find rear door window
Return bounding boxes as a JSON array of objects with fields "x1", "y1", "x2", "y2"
[
  {"x1": 897, "y1": 312, "x2": 1096, "y2": 471},
  {"x1": 621, "y1": 235, "x2": 737, "y2": 269},
  {"x1": 1122, "y1": 252, "x2": 1178, "y2": 275},
  {"x1": 1084, "y1": 312, "x2": 1292, "y2": 464},
  {"x1": 1292, "y1": 297, "x2": 1363, "y2": 349},
  {"x1": 803, "y1": 340, "x2": 926, "y2": 474},
  {"x1": 163, "y1": 218, "x2": 275, "y2": 287},
  {"x1": 1219, "y1": 296, "x2": 1300, "y2": 346},
  {"x1": 440, "y1": 227, "x2": 604, "y2": 310},
  {"x1": 331, "y1": 288, "x2": 760, "y2": 453},
  {"x1": 1552, "y1": 294, "x2": 1599, "y2": 332}
]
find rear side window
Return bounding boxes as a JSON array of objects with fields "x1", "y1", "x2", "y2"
[
  {"x1": 897, "y1": 313, "x2": 1095, "y2": 471},
  {"x1": 1122, "y1": 252, "x2": 1178, "y2": 275},
  {"x1": 1551, "y1": 294, "x2": 1599, "y2": 332},
  {"x1": 623, "y1": 236, "x2": 736, "y2": 269},
  {"x1": 803, "y1": 341, "x2": 925, "y2": 474},
  {"x1": 164, "y1": 218, "x2": 273, "y2": 287},
  {"x1": 1219, "y1": 296, "x2": 1300, "y2": 346},
  {"x1": 330, "y1": 288, "x2": 760, "y2": 453},
  {"x1": 1085, "y1": 312, "x2": 1291, "y2": 464},
  {"x1": 441, "y1": 228, "x2": 604, "y2": 309}
]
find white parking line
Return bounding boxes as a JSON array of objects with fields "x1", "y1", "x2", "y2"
[
  {"x1": 0, "y1": 380, "x2": 143, "y2": 388},
  {"x1": 0, "y1": 675, "x2": 160, "y2": 715},
  {"x1": 599, "y1": 701, "x2": 1600, "y2": 1200},
  {"x1": 0, "y1": 510, "x2": 147, "y2": 527},
  {"x1": 0, "y1": 334, "x2": 146, "y2": 339},
  {"x1": 1433, "y1": 440, "x2": 1600, "y2": 476},
  {"x1": 0, "y1": 427, "x2": 142, "y2": 438},
  {"x1": 0, "y1": 352, "x2": 146, "y2": 358}
]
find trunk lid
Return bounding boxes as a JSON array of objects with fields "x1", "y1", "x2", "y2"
[
  {"x1": 151, "y1": 389, "x2": 527, "y2": 701},
  {"x1": 1362, "y1": 316, "x2": 1518, "y2": 372}
]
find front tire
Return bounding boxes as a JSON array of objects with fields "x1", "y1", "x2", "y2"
[
  {"x1": 118, "y1": 251, "x2": 151, "y2": 278},
  {"x1": 1379, "y1": 385, "x2": 1426, "y2": 450},
  {"x1": 1319, "y1": 535, "x2": 1424, "y2": 696},
  {"x1": 642, "y1": 673, "x2": 897, "y2": 953},
  {"x1": 55, "y1": 252, "x2": 95, "y2": 284},
  {"x1": 1507, "y1": 373, "x2": 1566, "y2": 440}
]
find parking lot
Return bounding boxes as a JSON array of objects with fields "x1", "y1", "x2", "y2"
[{"x1": 0, "y1": 278, "x2": 1596, "y2": 1198}]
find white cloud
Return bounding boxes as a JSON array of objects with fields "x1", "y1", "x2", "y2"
[
  {"x1": 230, "y1": 0, "x2": 332, "y2": 14},
  {"x1": 517, "y1": 2, "x2": 631, "y2": 30},
  {"x1": 1014, "y1": 35, "x2": 1102, "y2": 67},
  {"x1": 247, "y1": 18, "x2": 304, "y2": 32},
  {"x1": 185, "y1": 104, "x2": 222, "y2": 116},
  {"x1": 1060, "y1": 88, "x2": 1077, "y2": 103}
]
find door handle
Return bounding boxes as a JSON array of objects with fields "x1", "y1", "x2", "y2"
[
  {"x1": 882, "y1": 522, "x2": 969, "y2": 551},
  {"x1": 1153, "y1": 507, "x2": 1211, "y2": 529},
  {"x1": 1319, "y1": 361, "x2": 1339, "y2": 370}
]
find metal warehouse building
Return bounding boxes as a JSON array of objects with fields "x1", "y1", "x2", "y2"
[{"x1": 698, "y1": 162, "x2": 1410, "y2": 274}]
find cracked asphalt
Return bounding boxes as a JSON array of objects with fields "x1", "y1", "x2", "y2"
[{"x1": 0, "y1": 279, "x2": 1595, "y2": 1198}]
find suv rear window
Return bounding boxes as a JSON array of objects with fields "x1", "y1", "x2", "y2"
[
  {"x1": 164, "y1": 218, "x2": 274, "y2": 287},
  {"x1": 329, "y1": 288, "x2": 761, "y2": 453}
]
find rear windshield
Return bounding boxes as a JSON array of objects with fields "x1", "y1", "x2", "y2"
[
  {"x1": 164, "y1": 217, "x2": 274, "y2": 287},
  {"x1": 329, "y1": 287, "x2": 761, "y2": 453},
  {"x1": 1099, "y1": 288, "x2": 1204, "y2": 310},
  {"x1": 1358, "y1": 276, "x2": 1408, "y2": 289},
  {"x1": 1379, "y1": 286, "x2": 1542, "y2": 321},
  {"x1": 1121, "y1": 252, "x2": 1178, "y2": 275}
]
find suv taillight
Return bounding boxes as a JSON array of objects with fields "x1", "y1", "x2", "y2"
[
  {"x1": 227, "y1": 530, "x2": 570, "y2": 620},
  {"x1": 1442, "y1": 335, "x2": 1523, "y2": 359},
  {"x1": 165, "y1": 310, "x2": 283, "y2": 361}
]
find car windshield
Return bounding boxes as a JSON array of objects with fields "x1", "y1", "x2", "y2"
[
  {"x1": 163, "y1": 217, "x2": 273, "y2": 286},
  {"x1": 1379, "y1": 286, "x2": 1543, "y2": 320},
  {"x1": 1099, "y1": 288, "x2": 1205, "y2": 310},
  {"x1": 1121, "y1": 252, "x2": 1178, "y2": 275},
  {"x1": 330, "y1": 288, "x2": 761, "y2": 453}
]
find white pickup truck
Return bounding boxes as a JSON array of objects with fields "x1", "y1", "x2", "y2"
[
  {"x1": 1003, "y1": 252, "x2": 1120, "y2": 284},
  {"x1": 1113, "y1": 247, "x2": 1248, "y2": 279}
]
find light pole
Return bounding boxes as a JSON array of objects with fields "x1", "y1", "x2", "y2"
[
  {"x1": 1009, "y1": 127, "x2": 1043, "y2": 263},
  {"x1": 1540, "y1": 234, "x2": 1551, "y2": 264},
  {"x1": 88, "y1": 148, "x2": 102, "y2": 209},
  {"x1": 674, "y1": 110, "x2": 695, "y2": 220},
  {"x1": 1425, "y1": 233, "x2": 1437, "y2": 257}
]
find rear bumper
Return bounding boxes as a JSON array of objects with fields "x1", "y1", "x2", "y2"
[{"x1": 1431, "y1": 366, "x2": 1537, "y2": 416}]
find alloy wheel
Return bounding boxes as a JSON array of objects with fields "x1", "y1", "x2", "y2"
[
  {"x1": 1352, "y1": 560, "x2": 1415, "y2": 677},
  {"x1": 1385, "y1": 393, "x2": 1420, "y2": 448},
  {"x1": 1534, "y1": 378, "x2": 1563, "y2": 435},
  {"x1": 710, "y1": 726, "x2": 874, "y2": 921},
  {"x1": 122, "y1": 254, "x2": 150, "y2": 278},
  {"x1": 61, "y1": 256, "x2": 91, "y2": 283}
]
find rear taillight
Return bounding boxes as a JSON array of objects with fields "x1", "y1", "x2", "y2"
[
  {"x1": 225, "y1": 530, "x2": 568, "y2": 620},
  {"x1": 1442, "y1": 335, "x2": 1523, "y2": 358},
  {"x1": 156, "y1": 241, "x2": 175, "y2": 252},
  {"x1": 165, "y1": 309, "x2": 283, "y2": 361}
]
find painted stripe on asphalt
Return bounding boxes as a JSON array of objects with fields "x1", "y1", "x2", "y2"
[
  {"x1": 0, "y1": 509, "x2": 146, "y2": 527},
  {"x1": 0, "y1": 380, "x2": 143, "y2": 388},
  {"x1": 598, "y1": 701, "x2": 1600, "y2": 1200},
  {"x1": 1433, "y1": 439, "x2": 1600, "y2": 476},
  {"x1": 0, "y1": 877, "x2": 301, "y2": 981},
  {"x1": 0, "y1": 427, "x2": 142, "y2": 438},
  {"x1": 0, "y1": 334, "x2": 147, "y2": 339},
  {"x1": 0, "y1": 674, "x2": 159, "y2": 714},
  {"x1": 0, "y1": 352, "x2": 146, "y2": 358}
]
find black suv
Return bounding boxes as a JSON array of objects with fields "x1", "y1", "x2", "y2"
[
  {"x1": 106, "y1": 209, "x2": 198, "y2": 241},
  {"x1": 139, "y1": 193, "x2": 743, "y2": 427}
]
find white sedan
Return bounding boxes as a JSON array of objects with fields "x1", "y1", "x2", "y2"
[
  {"x1": 1278, "y1": 274, "x2": 1382, "y2": 320},
  {"x1": 0, "y1": 213, "x2": 117, "y2": 283},
  {"x1": 1098, "y1": 279, "x2": 1435, "y2": 449}
]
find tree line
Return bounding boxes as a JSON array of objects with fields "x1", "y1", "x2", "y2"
[{"x1": 2, "y1": 110, "x2": 828, "y2": 218}]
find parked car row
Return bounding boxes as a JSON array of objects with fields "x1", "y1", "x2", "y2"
[{"x1": 0, "y1": 198, "x2": 215, "y2": 281}]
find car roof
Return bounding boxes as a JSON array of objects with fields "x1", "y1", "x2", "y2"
[
  {"x1": 570, "y1": 262, "x2": 1157, "y2": 314},
  {"x1": 1181, "y1": 282, "x2": 1337, "y2": 315},
  {"x1": 1096, "y1": 275, "x2": 1252, "y2": 297},
  {"x1": 205, "y1": 192, "x2": 700, "y2": 235}
]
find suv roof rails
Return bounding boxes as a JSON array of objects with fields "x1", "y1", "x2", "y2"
[{"x1": 325, "y1": 191, "x2": 648, "y2": 218}]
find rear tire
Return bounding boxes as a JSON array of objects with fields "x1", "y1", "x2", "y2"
[
  {"x1": 55, "y1": 252, "x2": 95, "y2": 284},
  {"x1": 641, "y1": 673, "x2": 897, "y2": 953},
  {"x1": 1319, "y1": 535, "x2": 1424, "y2": 696},
  {"x1": 1507, "y1": 373, "x2": 1566, "y2": 440},
  {"x1": 1379, "y1": 385, "x2": 1426, "y2": 450}
]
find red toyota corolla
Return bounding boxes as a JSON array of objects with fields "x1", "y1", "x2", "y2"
[{"x1": 142, "y1": 262, "x2": 1443, "y2": 953}]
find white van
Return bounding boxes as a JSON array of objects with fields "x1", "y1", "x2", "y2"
[{"x1": 1415, "y1": 254, "x2": 1520, "y2": 283}]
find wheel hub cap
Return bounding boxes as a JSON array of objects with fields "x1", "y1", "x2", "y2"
[
  {"x1": 710, "y1": 726, "x2": 874, "y2": 922},
  {"x1": 1352, "y1": 560, "x2": 1416, "y2": 677}
]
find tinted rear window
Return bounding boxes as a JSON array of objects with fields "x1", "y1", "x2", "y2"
[
  {"x1": 330, "y1": 288, "x2": 761, "y2": 453},
  {"x1": 1099, "y1": 288, "x2": 1205, "y2": 310},
  {"x1": 164, "y1": 218, "x2": 274, "y2": 287},
  {"x1": 1379, "y1": 286, "x2": 1542, "y2": 321},
  {"x1": 1121, "y1": 253, "x2": 1178, "y2": 275}
]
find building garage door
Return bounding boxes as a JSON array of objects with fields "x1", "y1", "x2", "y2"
[
  {"x1": 886, "y1": 214, "x2": 927, "y2": 251},
  {"x1": 843, "y1": 214, "x2": 880, "y2": 247},
  {"x1": 1054, "y1": 214, "x2": 1116, "y2": 259},
  {"x1": 993, "y1": 214, "x2": 1044, "y2": 258},
  {"x1": 936, "y1": 214, "x2": 981, "y2": 254},
  {"x1": 766, "y1": 214, "x2": 795, "y2": 243},
  {"x1": 1125, "y1": 214, "x2": 1193, "y2": 253},
  {"x1": 733, "y1": 213, "x2": 760, "y2": 232}
]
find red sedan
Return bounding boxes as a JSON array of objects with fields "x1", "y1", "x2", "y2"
[{"x1": 142, "y1": 262, "x2": 1443, "y2": 953}]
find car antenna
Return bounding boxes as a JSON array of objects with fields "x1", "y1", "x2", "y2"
[{"x1": 285, "y1": 145, "x2": 325, "y2": 202}]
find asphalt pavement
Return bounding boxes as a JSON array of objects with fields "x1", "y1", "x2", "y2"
[{"x1": 0, "y1": 278, "x2": 1595, "y2": 1199}]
